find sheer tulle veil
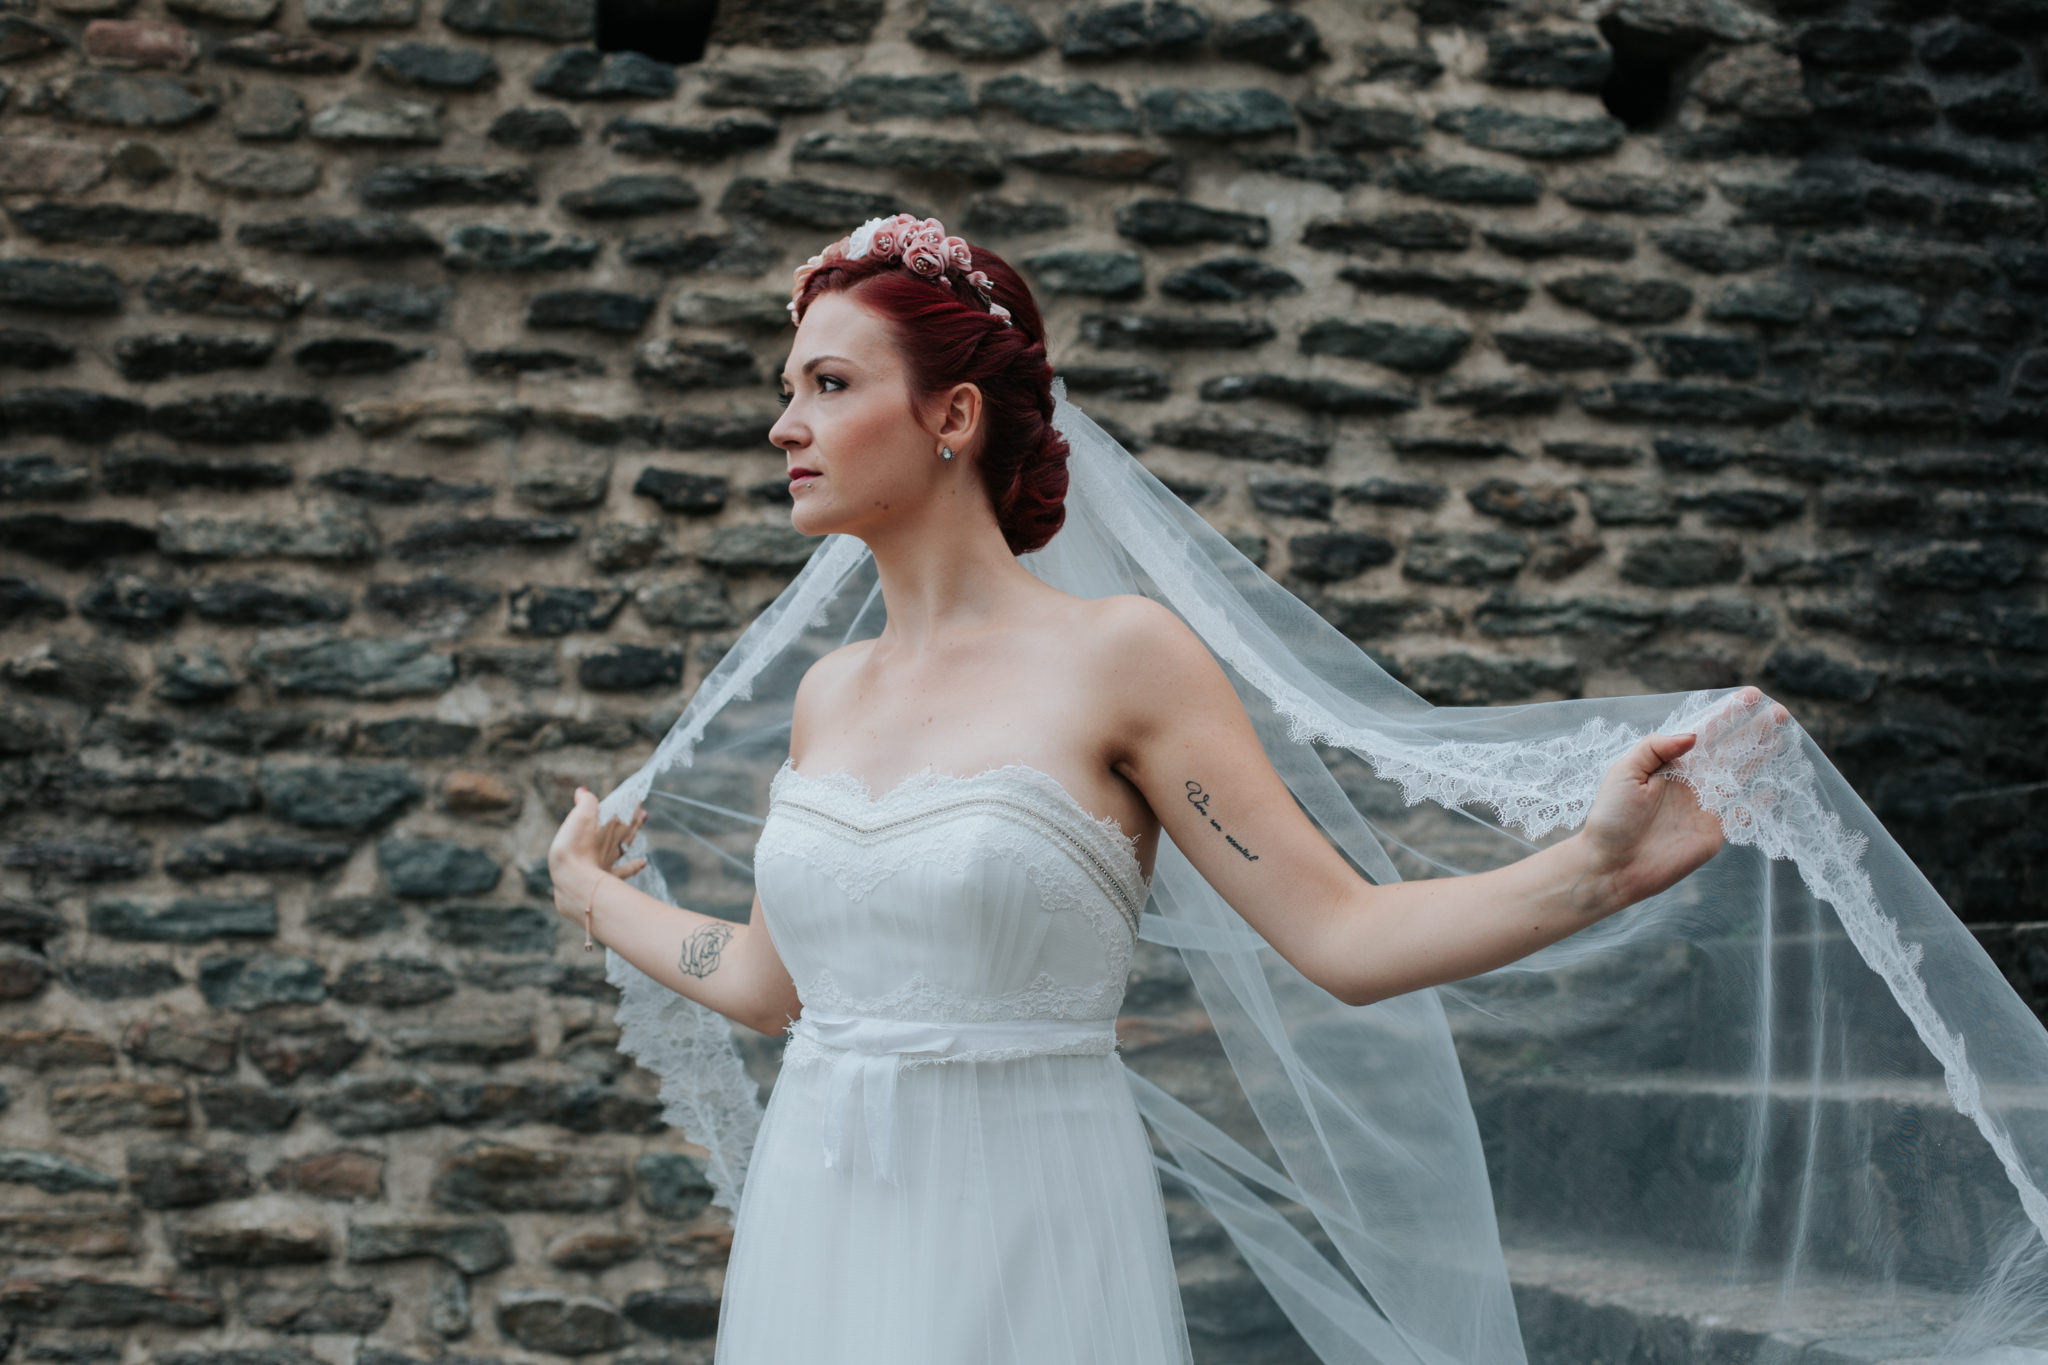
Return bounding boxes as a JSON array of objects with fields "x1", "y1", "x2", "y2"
[{"x1": 594, "y1": 382, "x2": 2048, "y2": 1362}]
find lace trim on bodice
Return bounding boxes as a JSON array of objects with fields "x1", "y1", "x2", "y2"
[
  {"x1": 757, "y1": 761, "x2": 1153, "y2": 1024},
  {"x1": 767, "y1": 760, "x2": 1151, "y2": 933}
]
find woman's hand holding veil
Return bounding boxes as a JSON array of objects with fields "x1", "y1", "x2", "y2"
[{"x1": 1575, "y1": 685, "x2": 1794, "y2": 915}]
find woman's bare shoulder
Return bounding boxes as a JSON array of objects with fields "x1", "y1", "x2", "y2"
[
  {"x1": 789, "y1": 638, "x2": 875, "y2": 754},
  {"x1": 1070, "y1": 593, "x2": 1215, "y2": 688}
]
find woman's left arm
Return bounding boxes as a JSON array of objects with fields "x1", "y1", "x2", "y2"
[{"x1": 1094, "y1": 596, "x2": 1791, "y2": 1008}]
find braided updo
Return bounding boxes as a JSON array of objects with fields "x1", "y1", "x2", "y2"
[{"x1": 789, "y1": 243, "x2": 1070, "y2": 556}]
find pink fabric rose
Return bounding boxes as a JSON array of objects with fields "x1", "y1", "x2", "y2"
[{"x1": 944, "y1": 236, "x2": 972, "y2": 271}]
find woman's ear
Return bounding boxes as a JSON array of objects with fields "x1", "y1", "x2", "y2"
[{"x1": 934, "y1": 381, "x2": 982, "y2": 456}]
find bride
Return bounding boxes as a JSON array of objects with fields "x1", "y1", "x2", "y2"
[{"x1": 545, "y1": 216, "x2": 2048, "y2": 1363}]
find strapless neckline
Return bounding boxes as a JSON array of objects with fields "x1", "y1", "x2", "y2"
[{"x1": 772, "y1": 757, "x2": 1152, "y2": 893}]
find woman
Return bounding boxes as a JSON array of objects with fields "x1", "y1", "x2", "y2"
[{"x1": 547, "y1": 218, "x2": 2048, "y2": 1363}]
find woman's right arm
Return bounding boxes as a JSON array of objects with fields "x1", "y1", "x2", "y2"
[{"x1": 549, "y1": 791, "x2": 803, "y2": 1038}]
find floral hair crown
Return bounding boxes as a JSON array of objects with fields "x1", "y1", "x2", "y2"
[{"x1": 787, "y1": 213, "x2": 1013, "y2": 327}]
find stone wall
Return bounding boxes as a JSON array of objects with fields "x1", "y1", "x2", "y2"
[{"x1": 1, "y1": 0, "x2": 2045, "y2": 1359}]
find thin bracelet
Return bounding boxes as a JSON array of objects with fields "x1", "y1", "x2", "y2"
[{"x1": 583, "y1": 871, "x2": 610, "y2": 952}]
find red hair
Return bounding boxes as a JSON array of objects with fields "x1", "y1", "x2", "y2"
[{"x1": 791, "y1": 244, "x2": 1070, "y2": 556}]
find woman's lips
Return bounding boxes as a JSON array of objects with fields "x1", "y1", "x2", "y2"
[{"x1": 788, "y1": 467, "x2": 820, "y2": 484}]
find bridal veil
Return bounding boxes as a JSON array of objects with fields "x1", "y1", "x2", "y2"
[{"x1": 594, "y1": 383, "x2": 2048, "y2": 1362}]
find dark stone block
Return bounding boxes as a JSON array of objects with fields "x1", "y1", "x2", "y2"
[
  {"x1": 357, "y1": 164, "x2": 536, "y2": 208},
  {"x1": 1619, "y1": 536, "x2": 1742, "y2": 587},
  {"x1": 1153, "y1": 418, "x2": 1328, "y2": 465},
  {"x1": 1641, "y1": 332, "x2": 1760, "y2": 379},
  {"x1": 1679, "y1": 487, "x2": 1805, "y2": 527},
  {"x1": 633, "y1": 468, "x2": 728, "y2": 515},
  {"x1": 621, "y1": 1285, "x2": 718, "y2": 1340},
  {"x1": 1340, "y1": 478, "x2": 1447, "y2": 508},
  {"x1": 143, "y1": 264, "x2": 313, "y2": 320},
  {"x1": 1720, "y1": 176, "x2": 1863, "y2": 226},
  {"x1": 290, "y1": 337, "x2": 429, "y2": 377},
  {"x1": 618, "y1": 230, "x2": 775, "y2": 275},
  {"x1": 1219, "y1": 10, "x2": 1323, "y2": 72},
  {"x1": 262, "y1": 762, "x2": 423, "y2": 830},
  {"x1": 1919, "y1": 20, "x2": 2023, "y2": 70},
  {"x1": 1007, "y1": 143, "x2": 1182, "y2": 184},
  {"x1": 1483, "y1": 30, "x2": 1610, "y2": 90},
  {"x1": 1481, "y1": 222, "x2": 1633, "y2": 261},
  {"x1": 1797, "y1": 230, "x2": 1997, "y2": 291},
  {"x1": 0, "y1": 514, "x2": 156, "y2": 567},
  {"x1": 441, "y1": 0, "x2": 593, "y2": 41},
  {"x1": 1435, "y1": 379, "x2": 1564, "y2": 416},
  {"x1": 659, "y1": 413, "x2": 778, "y2": 449},
  {"x1": 237, "y1": 214, "x2": 440, "y2": 256},
  {"x1": 1060, "y1": 2, "x2": 1204, "y2": 60},
  {"x1": 8, "y1": 202, "x2": 218, "y2": 247},
  {"x1": 306, "y1": 1074, "x2": 439, "y2": 1133},
  {"x1": 1582, "y1": 480, "x2": 1677, "y2": 525},
  {"x1": 1023, "y1": 250, "x2": 1143, "y2": 299},
  {"x1": 1141, "y1": 87, "x2": 1295, "y2": 138},
  {"x1": 1402, "y1": 530, "x2": 1529, "y2": 585},
  {"x1": 1940, "y1": 87, "x2": 2048, "y2": 136},
  {"x1": 1114, "y1": 199, "x2": 1268, "y2": 247},
  {"x1": 467, "y1": 347, "x2": 603, "y2": 378},
  {"x1": 712, "y1": 0, "x2": 883, "y2": 47},
  {"x1": 487, "y1": 106, "x2": 581, "y2": 149},
  {"x1": 146, "y1": 392, "x2": 335, "y2": 445},
  {"x1": 1238, "y1": 150, "x2": 1374, "y2": 189},
  {"x1": 365, "y1": 576, "x2": 498, "y2": 634},
  {"x1": 605, "y1": 115, "x2": 780, "y2": 162},
  {"x1": 0, "y1": 453, "x2": 90, "y2": 501},
  {"x1": 0, "y1": 328, "x2": 77, "y2": 370},
  {"x1": 1197, "y1": 374, "x2": 1416, "y2": 415},
  {"x1": 531, "y1": 48, "x2": 676, "y2": 100},
  {"x1": 1303, "y1": 210, "x2": 1471, "y2": 253},
  {"x1": 110, "y1": 335, "x2": 276, "y2": 383},
  {"x1": 1878, "y1": 541, "x2": 2031, "y2": 592},
  {"x1": 1467, "y1": 478, "x2": 1574, "y2": 525},
  {"x1": 1337, "y1": 265, "x2": 1529, "y2": 311},
  {"x1": 1706, "y1": 276, "x2": 1812, "y2": 326},
  {"x1": 151, "y1": 646, "x2": 239, "y2": 705},
  {"x1": 372, "y1": 41, "x2": 498, "y2": 89},
  {"x1": 90, "y1": 897, "x2": 274, "y2": 942},
  {"x1": 7, "y1": 636, "x2": 140, "y2": 704},
  {"x1": 217, "y1": 32, "x2": 360, "y2": 74},
  {"x1": 165, "y1": 836, "x2": 353, "y2": 879},
  {"x1": 331, "y1": 957, "x2": 456, "y2": 1010},
  {"x1": 1435, "y1": 105, "x2": 1624, "y2": 158},
  {"x1": 631, "y1": 339, "x2": 758, "y2": 390},
  {"x1": 0, "y1": 15, "x2": 73, "y2": 62},
  {"x1": 1159, "y1": 257, "x2": 1299, "y2": 302},
  {"x1": 36, "y1": 71, "x2": 222, "y2": 128},
  {"x1": 425, "y1": 902, "x2": 556, "y2": 953},
  {"x1": 1577, "y1": 382, "x2": 1798, "y2": 424},
  {"x1": 1545, "y1": 273, "x2": 1692, "y2": 323},
  {"x1": 0, "y1": 575, "x2": 70, "y2": 627},
  {"x1": 309, "y1": 896, "x2": 407, "y2": 937},
  {"x1": 461, "y1": 647, "x2": 562, "y2": 689},
  {"x1": 578, "y1": 645, "x2": 682, "y2": 691},
  {"x1": 506, "y1": 586, "x2": 626, "y2": 636},
  {"x1": 524, "y1": 290, "x2": 655, "y2": 334},
  {"x1": 391, "y1": 518, "x2": 578, "y2": 563},
  {"x1": 703, "y1": 65, "x2": 836, "y2": 112},
  {"x1": 311, "y1": 469, "x2": 488, "y2": 506},
  {"x1": 1288, "y1": 530, "x2": 1396, "y2": 583},
  {"x1": 1248, "y1": 479, "x2": 1332, "y2": 519},
  {"x1": 1763, "y1": 645, "x2": 1880, "y2": 702},
  {"x1": 1080, "y1": 314, "x2": 1275, "y2": 349},
  {"x1": 1559, "y1": 173, "x2": 1704, "y2": 215},
  {"x1": 1798, "y1": 20, "x2": 1911, "y2": 67},
  {"x1": 1649, "y1": 226, "x2": 1780, "y2": 274},
  {"x1": 378, "y1": 838, "x2": 501, "y2": 898},
  {"x1": 559, "y1": 174, "x2": 700, "y2": 218},
  {"x1": 1056, "y1": 365, "x2": 1169, "y2": 401},
  {"x1": 78, "y1": 573, "x2": 186, "y2": 639},
  {"x1": 197, "y1": 953, "x2": 326, "y2": 1011},
  {"x1": 1383, "y1": 158, "x2": 1541, "y2": 205},
  {"x1": 60, "y1": 957, "x2": 184, "y2": 996},
  {"x1": 1472, "y1": 593, "x2": 1663, "y2": 640},
  {"x1": 356, "y1": 718, "x2": 479, "y2": 758},
  {"x1": 2, "y1": 388, "x2": 149, "y2": 443},
  {"x1": 979, "y1": 73, "x2": 1133, "y2": 131},
  {"x1": 1299, "y1": 319, "x2": 1470, "y2": 372},
  {"x1": 1390, "y1": 436, "x2": 1520, "y2": 460}
]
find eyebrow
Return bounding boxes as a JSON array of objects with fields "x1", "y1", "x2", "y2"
[{"x1": 778, "y1": 354, "x2": 856, "y2": 387}]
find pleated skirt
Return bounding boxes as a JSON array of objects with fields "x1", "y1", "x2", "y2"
[{"x1": 713, "y1": 1049, "x2": 1195, "y2": 1365}]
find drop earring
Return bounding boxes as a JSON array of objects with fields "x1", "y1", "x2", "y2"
[{"x1": 940, "y1": 445, "x2": 956, "y2": 461}]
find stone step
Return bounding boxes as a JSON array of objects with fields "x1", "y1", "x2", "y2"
[
  {"x1": 1503, "y1": 1226, "x2": 1978, "y2": 1365},
  {"x1": 1472, "y1": 1070, "x2": 2048, "y2": 1291}
]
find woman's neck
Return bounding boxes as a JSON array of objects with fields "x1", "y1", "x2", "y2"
[{"x1": 859, "y1": 496, "x2": 1046, "y2": 656}]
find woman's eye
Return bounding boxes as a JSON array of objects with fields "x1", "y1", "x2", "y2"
[
  {"x1": 818, "y1": 375, "x2": 845, "y2": 393},
  {"x1": 775, "y1": 389, "x2": 793, "y2": 407}
]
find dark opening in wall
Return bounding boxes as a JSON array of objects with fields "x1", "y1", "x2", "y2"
[
  {"x1": 1597, "y1": 22, "x2": 1683, "y2": 130},
  {"x1": 597, "y1": 0, "x2": 718, "y2": 65}
]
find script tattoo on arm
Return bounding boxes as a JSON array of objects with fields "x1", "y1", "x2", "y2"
[
  {"x1": 678, "y1": 923, "x2": 735, "y2": 979},
  {"x1": 1185, "y1": 781, "x2": 1260, "y2": 863}
]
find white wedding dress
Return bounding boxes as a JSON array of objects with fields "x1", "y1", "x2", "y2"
[{"x1": 710, "y1": 758, "x2": 1195, "y2": 1364}]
